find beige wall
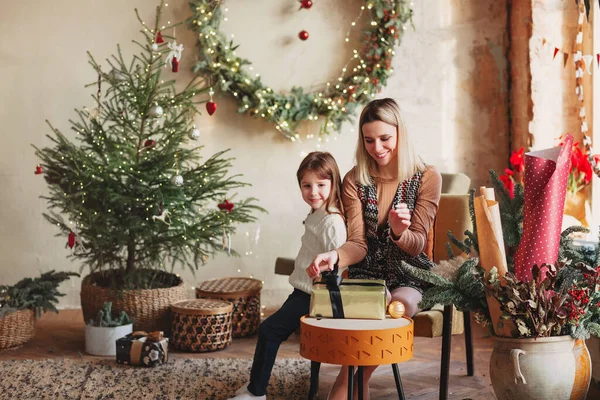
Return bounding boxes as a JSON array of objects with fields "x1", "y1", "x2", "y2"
[{"x1": 0, "y1": 0, "x2": 509, "y2": 309}]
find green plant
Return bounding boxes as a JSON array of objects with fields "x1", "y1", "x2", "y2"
[
  {"x1": 33, "y1": 1, "x2": 264, "y2": 290},
  {"x1": 88, "y1": 302, "x2": 132, "y2": 327},
  {"x1": 0, "y1": 271, "x2": 79, "y2": 318}
]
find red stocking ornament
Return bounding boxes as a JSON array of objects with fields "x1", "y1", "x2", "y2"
[
  {"x1": 171, "y1": 56, "x2": 179, "y2": 72},
  {"x1": 156, "y1": 31, "x2": 164, "y2": 44}
]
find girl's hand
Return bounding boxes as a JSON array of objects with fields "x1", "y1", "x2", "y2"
[
  {"x1": 388, "y1": 202, "x2": 411, "y2": 239},
  {"x1": 306, "y1": 250, "x2": 339, "y2": 279}
]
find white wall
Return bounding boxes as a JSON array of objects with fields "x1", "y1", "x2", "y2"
[{"x1": 0, "y1": 0, "x2": 509, "y2": 309}]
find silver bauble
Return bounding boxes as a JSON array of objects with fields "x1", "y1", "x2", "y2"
[
  {"x1": 171, "y1": 174, "x2": 184, "y2": 186},
  {"x1": 150, "y1": 105, "x2": 164, "y2": 118},
  {"x1": 188, "y1": 126, "x2": 201, "y2": 140}
]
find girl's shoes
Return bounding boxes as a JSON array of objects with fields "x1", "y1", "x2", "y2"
[{"x1": 227, "y1": 384, "x2": 266, "y2": 400}]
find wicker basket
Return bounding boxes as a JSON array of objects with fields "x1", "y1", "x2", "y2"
[
  {"x1": 0, "y1": 309, "x2": 36, "y2": 351},
  {"x1": 171, "y1": 299, "x2": 233, "y2": 352},
  {"x1": 80, "y1": 271, "x2": 187, "y2": 333},
  {"x1": 195, "y1": 277, "x2": 262, "y2": 338}
]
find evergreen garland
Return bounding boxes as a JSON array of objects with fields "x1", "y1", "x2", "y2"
[{"x1": 189, "y1": 0, "x2": 413, "y2": 139}]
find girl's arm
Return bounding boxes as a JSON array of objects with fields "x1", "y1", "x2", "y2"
[{"x1": 390, "y1": 166, "x2": 442, "y2": 257}]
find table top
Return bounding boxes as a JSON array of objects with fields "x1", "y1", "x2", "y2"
[
  {"x1": 300, "y1": 316, "x2": 414, "y2": 366},
  {"x1": 301, "y1": 316, "x2": 412, "y2": 331}
]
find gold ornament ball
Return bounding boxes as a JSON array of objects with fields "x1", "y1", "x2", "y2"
[{"x1": 388, "y1": 301, "x2": 406, "y2": 319}]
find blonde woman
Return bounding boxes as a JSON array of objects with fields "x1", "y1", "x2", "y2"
[{"x1": 307, "y1": 98, "x2": 442, "y2": 400}]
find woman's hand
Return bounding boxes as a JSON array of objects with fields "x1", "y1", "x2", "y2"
[
  {"x1": 388, "y1": 202, "x2": 411, "y2": 239},
  {"x1": 306, "y1": 250, "x2": 339, "y2": 279}
]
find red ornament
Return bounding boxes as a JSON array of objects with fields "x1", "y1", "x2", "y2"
[
  {"x1": 67, "y1": 231, "x2": 76, "y2": 249},
  {"x1": 144, "y1": 139, "x2": 155, "y2": 149},
  {"x1": 171, "y1": 56, "x2": 179, "y2": 73},
  {"x1": 206, "y1": 101, "x2": 217, "y2": 116},
  {"x1": 156, "y1": 31, "x2": 164, "y2": 44},
  {"x1": 300, "y1": 0, "x2": 313, "y2": 9},
  {"x1": 218, "y1": 200, "x2": 234, "y2": 212},
  {"x1": 34, "y1": 165, "x2": 43, "y2": 175},
  {"x1": 298, "y1": 30, "x2": 309, "y2": 41}
]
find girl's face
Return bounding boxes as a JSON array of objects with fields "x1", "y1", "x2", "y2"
[
  {"x1": 300, "y1": 170, "x2": 332, "y2": 210},
  {"x1": 362, "y1": 120, "x2": 398, "y2": 167}
]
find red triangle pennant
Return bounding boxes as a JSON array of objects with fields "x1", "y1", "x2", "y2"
[
  {"x1": 597, "y1": 53, "x2": 600, "y2": 68},
  {"x1": 563, "y1": 52, "x2": 570, "y2": 67},
  {"x1": 553, "y1": 47, "x2": 560, "y2": 59}
]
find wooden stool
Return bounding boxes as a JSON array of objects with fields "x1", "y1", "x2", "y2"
[
  {"x1": 300, "y1": 316, "x2": 414, "y2": 400},
  {"x1": 170, "y1": 299, "x2": 233, "y2": 352},
  {"x1": 196, "y1": 277, "x2": 263, "y2": 338}
]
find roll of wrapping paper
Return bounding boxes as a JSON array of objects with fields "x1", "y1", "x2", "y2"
[
  {"x1": 514, "y1": 135, "x2": 573, "y2": 282},
  {"x1": 474, "y1": 186, "x2": 512, "y2": 336}
]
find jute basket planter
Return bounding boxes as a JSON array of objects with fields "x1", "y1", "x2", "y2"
[
  {"x1": 80, "y1": 271, "x2": 187, "y2": 333},
  {"x1": 0, "y1": 309, "x2": 36, "y2": 351}
]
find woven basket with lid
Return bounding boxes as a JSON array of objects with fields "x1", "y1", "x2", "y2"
[
  {"x1": 195, "y1": 277, "x2": 262, "y2": 338},
  {"x1": 171, "y1": 299, "x2": 233, "y2": 352}
]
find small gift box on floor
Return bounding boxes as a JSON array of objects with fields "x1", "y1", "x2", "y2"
[
  {"x1": 310, "y1": 276, "x2": 387, "y2": 320},
  {"x1": 116, "y1": 331, "x2": 168, "y2": 367}
]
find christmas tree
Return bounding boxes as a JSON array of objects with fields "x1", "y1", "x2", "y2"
[{"x1": 33, "y1": 1, "x2": 263, "y2": 289}]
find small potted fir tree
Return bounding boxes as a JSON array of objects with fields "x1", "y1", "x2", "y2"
[
  {"x1": 85, "y1": 302, "x2": 133, "y2": 356},
  {"x1": 33, "y1": 0, "x2": 263, "y2": 332}
]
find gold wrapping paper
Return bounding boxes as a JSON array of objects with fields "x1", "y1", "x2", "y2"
[
  {"x1": 309, "y1": 279, "x2": 387, "y2": 320},
  {"x1": 475, "y1": 187, "x2": 513, "y2": 337}
]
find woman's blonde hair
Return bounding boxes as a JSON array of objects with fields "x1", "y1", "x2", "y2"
[
  {"x1": 296, "y1": 151, "x2": 345, "y2": 219},
  {"x1": 355, "y1": 98, "x2": 424, "y2": 185}
]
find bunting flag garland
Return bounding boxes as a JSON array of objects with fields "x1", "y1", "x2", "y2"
[{"x1": 543, "y1": 37, "x2": 600, "y2": 73}]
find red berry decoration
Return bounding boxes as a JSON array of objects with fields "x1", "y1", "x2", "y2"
[
  {"x1": 300, "y1": 0, "x2": 313, "y2": 9},
  {"x1": 299, "y1": 30, "x2": 309, "y2": 41},
  {"x1": 171, "y1": 56, "x2": 179, "y2": 73},
  {"x1": 206, "y1": 101, "x2": 217, "y2": 116},
  {"x1": 34, "y1": 165, "x2": 43, "y2": 175},
  {"x1": 218, "y1": 200, "x2": 234, "y2": 212},
  {"x1": 156, "y1": 31, "x2": 164, "y2": 44},
  {"x1": 144, "y1": 139, "x2": 155, "y2": 149}
]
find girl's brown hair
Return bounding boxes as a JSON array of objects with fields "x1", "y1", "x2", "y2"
[{"x1": 296, "y1": 151, "x2": 345, "y2": 219}]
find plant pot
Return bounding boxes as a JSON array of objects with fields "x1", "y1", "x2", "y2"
[
  {"x1": 490, "y1": 335, "x2": 591, "y2": 400},
  {"x1": 85, "y1": 323, "x2": 133, "y2": 356},
  {"x1": 0, "y1": 309, "x2": 36, "y2": 351},
  {"x1": 80, "y1": 270, "x2": 187, "y2": 333}
]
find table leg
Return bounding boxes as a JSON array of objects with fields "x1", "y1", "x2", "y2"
[
  {"x1": 357, "y1": 366, "x2": 364, "y2": 400},
  {"x1": 392, "y1": 363, "x2": 405, "y2": 400},
  {"x1": 347, "y1": 366, "x2": 354, "y2": 400},
  {"x1": 308, "y1": 361, "x2": 320, "y2": 399}
]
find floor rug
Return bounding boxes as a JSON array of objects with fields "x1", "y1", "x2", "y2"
[{"x1": 0, "y1": 358, "x2": 310, "y2": 400}]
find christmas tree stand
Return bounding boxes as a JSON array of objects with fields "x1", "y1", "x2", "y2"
[{"x1": 80, "y1": 271, "x2": 186, "y2": 333}]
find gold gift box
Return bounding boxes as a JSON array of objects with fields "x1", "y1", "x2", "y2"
[{"x1": 309, "y1": 279, "x2": 387, "y2": 320}]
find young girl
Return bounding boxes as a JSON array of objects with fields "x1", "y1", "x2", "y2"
[{"x1": 229, "y1": 151, "x2": 347, "y2": 400}]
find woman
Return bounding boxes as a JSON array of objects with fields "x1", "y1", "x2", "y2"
[{"x1": 307, "y1": 98, "x2": 441, "y2": 400}]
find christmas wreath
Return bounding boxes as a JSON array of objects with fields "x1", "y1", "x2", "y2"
[{"x1": 189, "y1": 0, "x2": 413, "y2": 140}]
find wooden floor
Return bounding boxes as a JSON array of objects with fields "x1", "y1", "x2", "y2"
[{"x1": 1, "y1": 310, "x2": 598, "y2": 400}]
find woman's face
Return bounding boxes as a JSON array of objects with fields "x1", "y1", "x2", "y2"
[{"x1": 362, "y1": 120, "x2": 398, "y2": 167}]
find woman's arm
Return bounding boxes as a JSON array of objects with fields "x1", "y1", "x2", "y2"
[{"x1": 391, "y1": 166, "x2": 442, "y2": 257}]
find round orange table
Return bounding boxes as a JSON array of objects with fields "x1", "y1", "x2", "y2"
[{"x1": 300, "y1": 316, "x2": 414, "y2": 400}]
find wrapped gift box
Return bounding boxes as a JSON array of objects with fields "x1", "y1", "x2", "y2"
[
  {"x1": 310, "y1": 278, "x2": 387, "y2": 320},
  {"x1": 116, "y1": 331, "x2": 168, "y2": 367}
]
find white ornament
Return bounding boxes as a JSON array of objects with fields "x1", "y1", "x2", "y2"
[
  {"x1": 108, "y1": 68, "x2": 126, "y2": 82},
  {"x1": 165, "y1": 41, "x2": 184, "y2": 69},
  {"x1": 188, "y1": 126, "x2": 201, "y2": 140},
  {"x1": 151, "y1": 43, "x2": 158, "y2": 51},
  {"x1": 86, "y1": 107, "x2": 101, "y2": 121},
  {"x1": 150, "y1": 105, "x2": 163, "y2": 118},
  {"x1": 171, "y1": 174, "x2": 184, "y2": 186},
  {"x1": 152, "y1": 209, "x2": 172, "y2": 226}
]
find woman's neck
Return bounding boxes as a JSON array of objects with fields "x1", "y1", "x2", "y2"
[{"x1": 375, "y1": 161, "x2": 398, "y2": 180}]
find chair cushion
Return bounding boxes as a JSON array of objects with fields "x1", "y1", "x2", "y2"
[{"x1": 413, "y1": 304, "x2": 465, "y2": 338}]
